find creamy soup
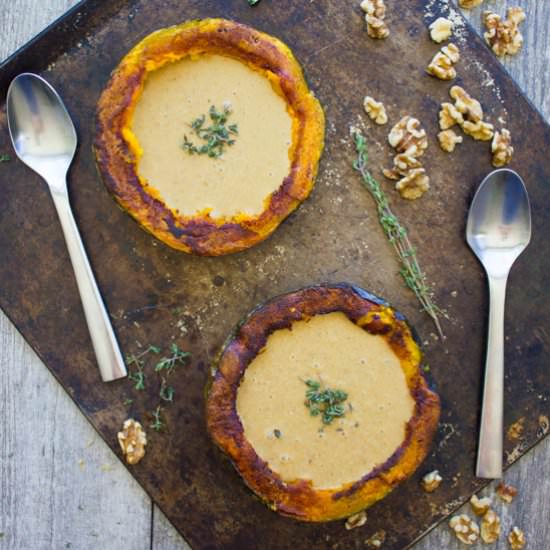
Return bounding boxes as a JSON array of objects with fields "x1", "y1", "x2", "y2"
[
  {"x1": 130, "y1": 54, "x2": 293, "y2": 218},
  {"x1": 236, "y1": 312, "x2": 415, "y2": 489}
]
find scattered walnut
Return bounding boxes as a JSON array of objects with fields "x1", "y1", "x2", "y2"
[
  {"x1": 388, "y1": 116, "x2": 428, "y2": 156},
  {"x1": 429, "y1": 17, "x2": 453, "y2": 43},
  {"x1": 508, "y1": 527, "x2": 526, "y2": 550},
  {"x1": 470, "y1": 494, "x2": 492, "y2": 516},
  {"x1": 438, "y1": 129, "x2": 463, "y2": 152},
  {"x1": 360, "y1": 0, "x2": 389, "y2": 39},
  {"x1": 449, "y1": 514, "x2": 480, "y2": 545},
  {"x1": 426, "y1": 44, "x2": 460, "y2": 80},
  {"x1": 345, "y1": 510, "x2": 367, "y2": 530},
  {"x1": 395, "y1": 168, "x2": 430, "y2": 200},
  {"x1": 458, "y1": 0, "x2": 483, "y2": 9},
  {"x1": 117, "y1": 419, "x2": 147, "y2": 465},
  {"x1": 492, "y1": 128, "x2": 513, "y2": 167},
  {"x1": 366, "y1": 529, "x2": 387, "y2": 548},
  {"x1": 421, "y1": 470, "x2": 442, "y2": 492},
  {"x1": 496, "y1": 481, "x2": 518, "y2": 503},
  {"x1": 483, "y1": 7, "x2": 526, "y2": 57},
  {"x1": 450, "y1": 86, "x2": 483, "y2": 122},
  {"x1": 383, "y1": 152, "x2": 422, "y2": 180},
  {"x1": 439, "y1": 102, "x2": 464, "y2": 130},
  {"x1": 480, "y1": 509, "x2": 501, "y2": 544},
  {"x1": 463, "y1": 120, "x2": 494, "y2": 141},
  {"x1": 363, "y1": 96, "x2": 388, "y2": 125}
]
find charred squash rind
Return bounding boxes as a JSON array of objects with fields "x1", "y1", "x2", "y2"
[
  {"x1": 94, "y1": 19, "x2": 325, "y2": 256},
  {"x1": 206, "y1": 283, "x2": 440, "y2": 522}
]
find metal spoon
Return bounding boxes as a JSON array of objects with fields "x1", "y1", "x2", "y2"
[
  {"x1": 7, "y1": 73, "x2": 127, "y2": 382},
  {"x1": 466, "y1": 168, "x2": 531, "y2": 478}
]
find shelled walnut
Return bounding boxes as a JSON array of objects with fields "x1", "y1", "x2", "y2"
[
  {"x1": 483, "y1": 7, "x2": 526, "y2": 57},
  {"x1": 496, "y1": 481, "x2": 518, "y2": 503},
  {"x1": 438, "y1": 129, "x2": 463, "y2": 152},
  {"x1": 492, "y1": 129, "x2": 513, "y2": 167},
  {"x1": 508, "y1": 527, "x2": 526, "y2": 550},
  {"x1": 480, "y1": 509, "x2": 501, "y2": 543},
  {"x1": 363, "y1": 96, "x2": 388, "y2": 125},
  {"x1": 421, "y1": 470, "x2": 442, "y2": 492},
  {"x1": 439, "y1": 102, "x2": 464, "y2": 130},
  {"x1": 426, "y1": 43, "x2": 460, "y2": 80},
  {"x1": 117, "y1": 419, "x2": 147, "y2": 465},
  {"x1": 458, "y1": 0, "x2": 483, "y2": 9},
  {"x1": 470, "y1": 494, "x2": 492, "y2": 516},
  {"x1": 449, "y1": 514, "x2": 480, "y2": 545},
  {"x1": 388, "y1": 116, "x2": 428, "y2": 156},
  {"x1": 382, "y1": 153, "x2": 422, "y2": 180},
  {"x1": 345, "y1": 510, "x2": 368, "y2": 530},
  {"x1": 463, "y1": 120, "x2": 494, "y2": 141},
  {"x1": 360, "y1": 0, "x2": 389, "y2": 39},
  {"x1": 429, "y1": 17, "x2": 453, "y2": 43},
  {"x1": 395, "y1": 168, "x2": 430, "y2": 200},
  {"x1": 366, "y1": 529, "x2": 386, "y2": 548},
  {"x1": 450, "y1": 86, "x2": 483, "y2": 122}
]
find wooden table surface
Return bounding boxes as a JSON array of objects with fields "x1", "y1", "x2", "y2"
[{"x1": 0, "y1": 1, "x2": 548, "y2": 549}]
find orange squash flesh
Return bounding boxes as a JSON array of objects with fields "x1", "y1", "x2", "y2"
[
  {"x1": 95, "y1": 19, "x2": 325, "y2": 256},
  {"x1": 206, "y1": 284, "x2": 440, "y2": 522}
]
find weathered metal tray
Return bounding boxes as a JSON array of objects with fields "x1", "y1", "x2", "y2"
[{"x1": 0, "y1": 1, "x2": 548, "y2": 548}]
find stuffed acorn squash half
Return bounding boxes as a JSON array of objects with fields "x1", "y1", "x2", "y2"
[
  {"x1": 206, "y1": 284, "x2": 440, "y2": 522},
  {"x1": 95, "y1": 19, "x2": 325, "y2": 256}
]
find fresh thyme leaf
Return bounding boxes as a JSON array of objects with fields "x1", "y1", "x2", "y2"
[
  {"x1": 351, "y1": 129, "x2": 444, "y2": 339},
  {"x1": 304, "y1": 379, "x2": 348, "y2": 426},
  {"x1": 159, "y1": 380, "x2": 175, "y2": 403},
  {"x1": 274, "y1": 429, "x2": 282, "y2": 439},
  {"x1": 150, "y1": 406, "x2": 164, "y2": 431},
  {"x1": 248, "y1": 0, "x2": 261, "y2": 5},
  {"x1": 125, "y1": 346, "x2": 160, "y2": 390},
  {"x1": 182, "y1": 105, "x2": 238, "y2": 158},
  {"x1": 0, "y1": 154, "x2": 10, "y2": 162},
  {"x1": 123, "y1": 398, "x2": 134, "y2": 406},
  {"x1": 154, "y1": 344, "x2": 191, "y2": 375}
]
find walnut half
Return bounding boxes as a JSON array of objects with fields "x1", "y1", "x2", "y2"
[
  {"x1": 388, "y1": 116, "x2": 428, "y2": 157},
  {"x1": 449, "y1": 514, "x2": 480, "y2": 545},
  {"x1": 360, "y1": 0, "x2": 389, "y2": 39},
  {"x1": 508, "y1": 527, "x2": 526, "y2": 550},
  {"x1": 421, "y1": 470, "x2": 442, "y2": 492},
  {"x1": 395, "y1": 168, "x2": 430, "y2": 200},
  {"x1": 450, "y1": 86, "x2": 483, "y2": 122},
  {"x1": 483, "y1": 7, "x2": 526, "y2": 57},
  {"x1": 463, "y1": 120, "x2": 494, "y2": 141},
  {"x1": 117, "y1": 419, "x2": 147, "y2": 465},
  {"x1": 496, "y1": 481, "x2": 518, "y2": 503},
  {"x1": 345, "y1": 510, "x2": 367, "y2": 530},
  {"x1": 470, "y1": 494, "x2": 492, "y2": 516},
  {"x1": 363, "y1": 96, "x2": 388, "y2": 125},
  {"x1": 458, "y1": 0, "x2": 483, "y2": 9},
  {"x1": 426, "y1": 44, "x2": 460, "y2": 80},
  {"x1": 438, "y1": 129, "x2": 463, "y2": 152},
  {"x1": 492, "y1": 129, "x2": 513, "y2": 167},
  {"x1": 480, "y1": 509, "x2": 501, "y2": 544},
  {"x1": 439, "y1": 102, "x2": 464, "y2": 130},
  {"x1": 429, "y1": 17, "x2": 453, "y2": 43}
]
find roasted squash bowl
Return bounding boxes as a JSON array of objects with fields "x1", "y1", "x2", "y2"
[
  {"x1": 95, "y1": 19, "x2": 325, "y2": 256},
  {"x1": 206, "y1": 284, "x2": 441, "y2": 522}
]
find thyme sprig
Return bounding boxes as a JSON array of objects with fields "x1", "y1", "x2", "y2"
[
  {"x1": 182, "y1": 105, "x2": 238, "y2": 158},
  {"x1": 154, "y1": 343, "x2": 191, "y2": 376},
  {"x1": 304, "y1": 380, "x2": 348, "y2": 426},
  {"x1": 352, "y1": 130, "x2": 444, "y2": 338},
  {"x1": 0, "y1": 154, "x2": 11, "y2": 162},
  {"x1": 150, "y1": 406, "x2": 164, "y2": 432},
  {"x1": 125, "y1": 345, "x2": 161, "y2": 391}
]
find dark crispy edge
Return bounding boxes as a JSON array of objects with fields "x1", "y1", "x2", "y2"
[
  {"x1": 206, "y1": 283, "x2": 441, "y2": 522},
  {"x1": 94, "y1": 18, "x2": 325, "y2": 256}
]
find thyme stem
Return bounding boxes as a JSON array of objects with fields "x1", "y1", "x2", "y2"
[{"x1": 352, "y1": 129, "x2": 444, "y2": 339}]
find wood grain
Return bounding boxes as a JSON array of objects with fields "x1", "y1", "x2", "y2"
[{"x1": 0, "y1": 1, "x2": 548, "y2": 549}]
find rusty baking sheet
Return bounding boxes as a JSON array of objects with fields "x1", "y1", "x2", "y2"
[{"x1": 0, "y1": 1, "x2": 548, "y2": 548}]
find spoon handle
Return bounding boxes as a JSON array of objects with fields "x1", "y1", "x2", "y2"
[
  {"x1": 476, "y1": 274, "x2": 507, "y2": 478},
  {"x1": 50, "y1": 187, "x2": 127, "y2": 382}
]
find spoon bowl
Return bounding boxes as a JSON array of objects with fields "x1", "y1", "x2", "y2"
[
  {"x1": 466, "y1": 168, "x2": 531, "y2": 478},
  {"x1": 6, "y1": 73, "x2": 126, "y2": 382},
  {"x1": 7, "y1": 73, "x2": 76, "y2": 187}
]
